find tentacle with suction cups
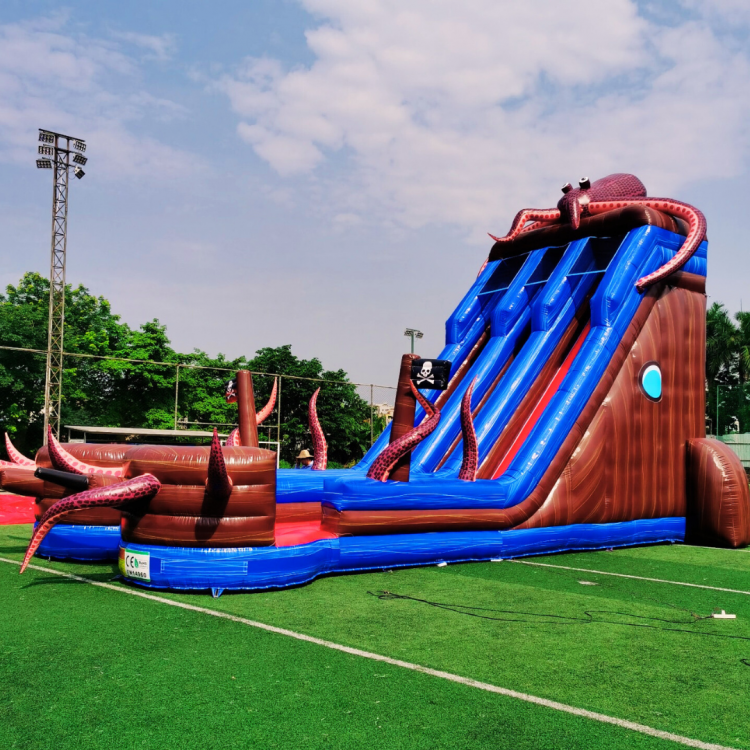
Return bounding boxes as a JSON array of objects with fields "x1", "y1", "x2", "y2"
[
  {"x1": 5, "y1": 433, "x2": 35, "y2": 467},
  {"x1": 488, "y1": 174, "x2": 705, "y2": 291},
  {"x1": 224, "y1": 377, "x2": 277, "y2": 445},
  {"x1": 255, "y1": 378, "x2": 277, "y2": 426},
  {"x1": 47, "y1": 427, "x2": 124, "y2": 477},
  {"x1": 19, "y1": 473, "x2": 161, "y2": 573},
  {"x1": 206, "y1": 428, "x2": 232, "y2": 502},
  {"x1": 309, "y1": 388, "x2": 328, "y2": 470},
  {"x1": 458, "y1": 378, "x2": 478, "y2": 481},
  {"x1": 489, "y1": 207, "x2": 561, "y2": 244},
  {"x1": 366, "y1": 382, "x2": 441, "y2": 482}
]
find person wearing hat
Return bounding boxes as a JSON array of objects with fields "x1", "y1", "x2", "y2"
[{"x1": 296, "y1": 449, "x2": 314, "y2": 469}]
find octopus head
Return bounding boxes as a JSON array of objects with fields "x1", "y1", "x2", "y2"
[
  {"x1": 556, "y1": 177, "x2": 592, "y2": 230},
  {"x1": 556, "y1": 173, "x2": 647, "y2": 229}
]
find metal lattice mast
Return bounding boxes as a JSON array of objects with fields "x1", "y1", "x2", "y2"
[{"x1": 36, "y1": 129, "x2": 87, "y2": 442}]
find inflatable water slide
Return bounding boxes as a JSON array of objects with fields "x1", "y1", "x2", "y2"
[{"x1": 7, "y1": 174, "x2": 750, "y2": 594}]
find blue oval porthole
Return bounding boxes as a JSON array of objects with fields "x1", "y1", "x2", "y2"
[{"x1": 640, "y1": 363, "x2": 662, "y2": 401}]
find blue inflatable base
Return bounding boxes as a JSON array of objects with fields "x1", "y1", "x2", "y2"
[
  {"x1": 118, "y1": 517, "x2": 685, "y2": 594},
  {"x1": 34, "y1": 524, "x2": 121, "y2": 562}
]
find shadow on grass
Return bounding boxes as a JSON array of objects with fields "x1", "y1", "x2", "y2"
[
  {"x1": 1, "y1": 532, "x2": 31, "y2": 555},
  {"x1": 21, "y1": 567, "x2": 120, "y2": 588}
]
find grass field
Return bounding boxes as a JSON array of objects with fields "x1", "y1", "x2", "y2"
[{"x1": 1, "y1": 524, "x2": 748, "y2": 750}]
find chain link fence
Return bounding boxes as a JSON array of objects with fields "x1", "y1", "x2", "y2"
[{"x1": 0, "y1": 345, "x2": 396, "y2": 465}]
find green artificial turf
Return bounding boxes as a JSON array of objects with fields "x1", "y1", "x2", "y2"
[{"x1": 1, "y1": 525, "x2": 749, "y2": 749}]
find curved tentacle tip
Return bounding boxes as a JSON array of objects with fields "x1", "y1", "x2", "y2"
[
  {"x1": 19, "y1": 473, "x2": 161, "y2": 574},
  {"x1": 488, "y1": 232, "x2": 502, "y2": 242},
  {"x1": 46, "y1": 426, "x2": 84, "y2": 475},
  {"x1": 206, "y1": 428, "x2": 232, "y2": 501},
  {"x1": 366, "y1": 381, "x2": 441, "y2": 482},
  {"x1": 256, "y1": 378, "x2": 278, "y2": 426},
  {"x1": 47, "y1": 426, "x2": 124, "y2": 477},
  {"x1": 309, "y1": 387, "x2": 328, "y2": 471},
  {"x1": 458, "y1": 377, "x2": 479, "y2": 482},
  {"x1": 5, "y1": 433, "x2": 34, "y2": 467}
]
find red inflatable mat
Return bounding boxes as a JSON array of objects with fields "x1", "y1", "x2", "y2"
[
  {"x1": 0, "y1": 493, "x2": 35, "y2": 525},
  {"x1": 275, "y1": 520, "x2": 337, "y2": 547}
]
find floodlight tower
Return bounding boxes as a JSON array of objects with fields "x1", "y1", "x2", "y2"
[
  {"x1": 404, "y1": 327, "x2": 423, "y2": 354},
  {"x1": 36, "y1": 128, "x2": 88, "y2": 441}
]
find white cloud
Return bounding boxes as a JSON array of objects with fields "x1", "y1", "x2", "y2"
[
  {"x1": 0, "y1": 18, "x2": 201, "y2": 182},
  {"x1": 214, "y1": 0, "x2": 750, "y2": 237}
]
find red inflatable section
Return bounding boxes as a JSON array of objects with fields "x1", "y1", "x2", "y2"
[
  {"x1": 275, "y1": 521, "x2": 337, "y2": 547},
  {"x1": 0, "y1": 494, "x2": 36, "y2": 525}
]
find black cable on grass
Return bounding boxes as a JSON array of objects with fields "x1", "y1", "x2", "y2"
[
  {"x1": 368, "y1": 590, "x2": 750, "y2": 666},
  {"x1": 499, "y1": 557, "x2": 750, "y2": 667}
]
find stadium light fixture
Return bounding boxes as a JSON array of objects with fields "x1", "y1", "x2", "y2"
[
  {"x1": 404, "y1": 327, "x2": 424, "y2": 354},
  {"x1": 35, "y1": 127, "x2": 89, "y2": 442}
]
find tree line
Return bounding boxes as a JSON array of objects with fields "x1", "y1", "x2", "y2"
[
  {"x1": 706, "y1": 302, "x2": 750, "y2": 436},
  {"x1": 0, "y1": 273, "x2": 382, "y2": 464},
  {"x1": 3, "y1": 273, "x2": 745, "y2": 463}
]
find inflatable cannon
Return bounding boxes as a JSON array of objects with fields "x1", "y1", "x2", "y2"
[{"x1": 1, "y1": 439, "x2": 128, "y2": 560}]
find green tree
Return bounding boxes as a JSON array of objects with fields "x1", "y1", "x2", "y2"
[
  {"x1": 0, "y1": 272, "x2": 131, "y2": 452},
  {"x1": 247, "y1": 345, "x2": 371, "y2": 464},
  {"x1": 705, "y1": 302, "x2": 750, "y2": 435},
  {"x1": 0, "y1": 272, "x2": 373, "y2": 465}
]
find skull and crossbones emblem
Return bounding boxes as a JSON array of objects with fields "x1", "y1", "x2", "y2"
[
  {"x1": 416, "y1": 361, "x2": 434, "y2": 386},
  {"x1": 224, "y1": 378, "x2": 238, "y2": 404}
]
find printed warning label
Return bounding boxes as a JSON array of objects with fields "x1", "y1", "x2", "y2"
[{"x1": 119, "y1": 548, "x2": 150, "y2": 581}]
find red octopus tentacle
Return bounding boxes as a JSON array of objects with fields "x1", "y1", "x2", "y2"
[
  {"x1": 366, "y1": 382, "x2": 441, "y2": 482},
  {"x1": 20, "y1": 474, "x2": 161, "y2": 574},
  {"x1": 490, "y1": 208, "x2": 562, "y2": 244},
  {"x1": 586, "y1": 198, "x2": 706, "y2": 290},
  {"x1": 309, "y1": 388, "x2": 328, "y2": 470},
  {"x1": 206, "y1": 428, "x2": 232, "y2": 501},
  {"x1": 256, "y1": 378, "x2": 277, "y2": 426},
  {"x1": 0, "y1": 459, "x2": 23, "y2": 469},
  {"x1": 458, "y1": 378, "x2": 478, "y2": 481},
  {"x1": 5, "y1": 434, "x2": 35, "y2": 467},
  {"x1": 517, "y1": 218, "x2": 559, "y2": 235},
  {"x1": 47, "y1": 427, "x2": 125, "y2": 477},
  {"x1": 225, "y1": 428, "x2": 241, "y2": 447}
]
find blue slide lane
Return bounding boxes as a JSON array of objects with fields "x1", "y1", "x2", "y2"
[
  {"x1": 120, "y1": 517, "x2": 685, "y2": 592},
  {"x1": 438, "y1": 237, "x2": 601, "y2": 474},
  {"x1": 357, "y1": 257, "x2": 510, "y2": 472},
  {"x1": 325, "y1": 226, "x2": 707, "y2": 512},
  {"x1": 411, "y1": 247, "x2": 556, "y2": 472},
  {"x1": 277, "y1": 251, "x2": 543, "y2": 498}
]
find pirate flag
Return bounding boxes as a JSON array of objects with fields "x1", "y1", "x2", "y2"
[{"x1": 410, "y1": 359, "x2": 451, "y2": 390}]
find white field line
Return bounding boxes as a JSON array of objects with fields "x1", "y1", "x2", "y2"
[
  {"x1": 510, "y1": 560, "x2": 750, "y2": 595},
  {"x1": 0, "y1": 556, "x2": 738, "y2": 750}
]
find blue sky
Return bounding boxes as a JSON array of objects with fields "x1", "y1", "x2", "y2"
[{"x1": 1, "y1": 1, "x2": 749, "y2": 386}]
